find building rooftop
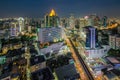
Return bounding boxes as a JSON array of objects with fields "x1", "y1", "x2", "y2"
[
  {"x1": 55, "y1": 64, "x2": 80, "y2": 80},
  {"x1": 31, "y1": 67, "x2": 54, "y2": 80},
  {"x1": 0, "y1": 72, "x2": 10, "y2": 80},
  {"x1": 49, "y1": 9, "x2": 56, "y2": 17},
  {"x1": 6, "y1": 48, "x2": 24, "y2": 57},
  {"x1": 104, "y1": 71, "x2": 116, "y2": 79},
  {"x1": 41, "y1": 42, "x2": 64, "y2": 55},
  {"x1": 30, "y1": 55, "x2": 45, "y2": 66},
  {"x1": 110, "y1": 69, "x2": 120, "y2": 76},
  {"x1": 106, "y1": 57, "x2": 120, "y2": 64}
]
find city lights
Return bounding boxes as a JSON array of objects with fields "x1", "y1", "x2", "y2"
[{"x1": 0, "y1": 0, "x2": 120, "y2": 80}]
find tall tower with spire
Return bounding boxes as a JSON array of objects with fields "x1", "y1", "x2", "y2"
[
  {"x1": 38, "y1": 9, "x2": 62, "y2": 43},
  {"x1": 45, "y1": 9, "x2": 59, "y2": 27}
]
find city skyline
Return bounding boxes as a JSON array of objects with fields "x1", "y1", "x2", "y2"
[{"x1": 0, "y1": 0, "x2": 120, "y2": 18}]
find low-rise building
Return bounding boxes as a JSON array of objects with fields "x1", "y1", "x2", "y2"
[
  {"x1": 31, "y1": 67, "x2": 54, "y2": 80},
  {"x1": 30, "y1": 55, "x2": 46, "y2": 73},
  {"x1": 103, "y1": 69, "x2": 120, "y2": 80}
]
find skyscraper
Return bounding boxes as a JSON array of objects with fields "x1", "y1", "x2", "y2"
[
  {"x1": 38, "y1": 9, "x2": 62, "y2": 43},
  {"x1": 44, "y1": 9, "x2": 59, "y2": 27},
  {"x1": 102, "y1": 16, "x2": 107, "y2": 27},
  {"x1": 109, "y1": 34, "x2": 120, "y2": 49},
  {"x1": 84, "y1": 26, "x2": 98, "y2": 49},
  {"x1": 10, "y1": 22, "x2": 18, "y2": 36},
  {"x1": 69, "y1": 15, "x2": 75, "y2": 29},
  {"x1": 18, "y1": 17, "x2": 25, "y2": 32}
]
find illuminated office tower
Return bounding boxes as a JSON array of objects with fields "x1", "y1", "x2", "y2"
[
  {"x1": 18, "y1": 17, "x2": 25, "y2": 32},
  {"x1": 44, "y1": 9, "x2": 59, "y2": 27},
  {"x1": 84, "y1": 26, "x2": 98, "y2": 49}
]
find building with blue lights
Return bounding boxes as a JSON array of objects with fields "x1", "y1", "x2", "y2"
[
  {"x1": 83, "y1": 26, "x2": 108, "y2": 58},
  {"x1": 84, "y1": 26, "x2": 98, "y2": 49}
]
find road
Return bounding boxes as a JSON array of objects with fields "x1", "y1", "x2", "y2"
[{"x1": 66, "y1": 38, "x2": 94, "y2": 80}]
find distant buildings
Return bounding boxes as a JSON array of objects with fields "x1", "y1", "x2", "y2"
[
  {"x1": 69, "y1": 15, "x2": 75, "y2": 29},
  {"x1": 84, "y1": 14, "x2": 98, "y2": 26},
  {"x1": 60, "y1": 18, "x2": 69, "y2": 28},
  {"x1": 0, "y1": 17, "x2": 26, "y2": 38},
  {"x1": 80, "y1": 18, "x2": 87, "y2": 27}
]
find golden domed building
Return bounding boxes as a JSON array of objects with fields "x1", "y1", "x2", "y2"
[{"x1": 44, "y1": 9, "x2": 59, "y2": 27}]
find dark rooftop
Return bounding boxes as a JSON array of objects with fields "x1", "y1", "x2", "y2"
[
  {"x1": 30, "y1": 55, "x2": 45, "y2": 66},
  {"x1": 55, "y1": 64, "x2": 80, "y2": 80},
  {"x1": 6, "y1": 48, "x2": 24, "y2": 57},
  {"x1": 31, "y1": 67, "x2": 54, "y2": 80},
  {"x1": 110, "y1": 69, "x2": 120, "y2": 76}
]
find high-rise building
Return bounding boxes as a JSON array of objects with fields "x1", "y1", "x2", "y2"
[
  {"x1": 38, "y1": 9, "x2": 62, "y2": 43},
  {"x1": 94, "y1": 16, "x2": 100, "y2": 26},
  {"x1": 18, "y1": 17, "x2": 25, "y2": 32},
  {"x1": 44, "y1": 9, "x2": 59, "y2": 27},
  {"x1": 79, "y1": 18, "x2": 87, "y2": 37},
  {"x1": 83, "y1": 26, "x2": 107, "y2": 58},
  {"x1": 10, "y1": 22, "x2": 18, "y2": 37},
  {"x1": 69, "y1": 15, "x2": 75, "y2": 29},
  {"x1": 83, "y1": 26, "x2": 98, "y2": 49},
  {"x1": 109, "y1": 34, "x2": 120, "y2": 49},
  {"x1": 102, "y1": 16, "x2": 108, "y2": 27},
  {"x1": 117, "y1": 25, "x2": 120, "y2": 34}
]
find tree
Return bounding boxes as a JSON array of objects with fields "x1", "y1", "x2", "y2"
[{"x1": 107, "y1": 48, "x2": 120, "y2": 57}]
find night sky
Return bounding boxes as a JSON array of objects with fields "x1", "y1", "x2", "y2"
[{"x1": 0, "y1": 0, "x2": 120, "y2": 18}]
